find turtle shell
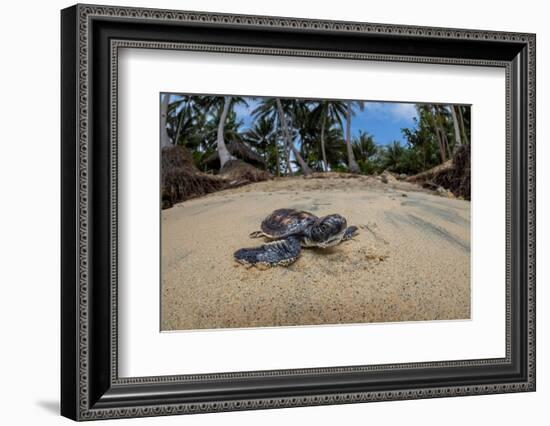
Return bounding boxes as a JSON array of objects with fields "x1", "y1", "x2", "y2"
[{"x1": 260, "y1": 208, "x2": 317, "y2": 239}]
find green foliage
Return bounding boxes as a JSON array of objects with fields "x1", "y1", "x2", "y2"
[
  {"x1": 244, "y1": 116, "x2": 279, "y2": 174},
  {"x1": 352, "y1": 131, "x2": 377, "y2": 160},
  {"x1": 352, "y1": 131, "x2": 381, "y2": 174},
  {"x1": 357, "y1": 160, "x2": 380, "y2": 175},
  {"x1": 165, "y1": 95, "x2": 469, "y2": 177}
]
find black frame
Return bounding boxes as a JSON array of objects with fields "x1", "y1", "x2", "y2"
[{"x1": 61, "y1": 4, "x2": 536, "y2": 421}]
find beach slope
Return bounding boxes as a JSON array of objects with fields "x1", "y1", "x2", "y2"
[{"x1": 161, "y1": 176, "x2": 470, "y2": 331}]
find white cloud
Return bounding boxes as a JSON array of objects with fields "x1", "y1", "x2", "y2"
[
  {"x1": 366, "y1": 102, "x2": 417, "y2": 122},
  {"x1": 391, "y1": 103, "x2": 417, "y2": 121}
]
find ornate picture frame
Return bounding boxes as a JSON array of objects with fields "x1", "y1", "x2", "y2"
[{"x1": 61, "y1": 4, "x2": 535, "y2": 421}]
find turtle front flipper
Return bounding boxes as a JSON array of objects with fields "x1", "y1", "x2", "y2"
[
  {"x1": 249, "y1": 231, "x2": 266, "y2": 239},
  {"x1": 342, "y1": 226, "x2": 359, "y2": 241},
  {"x1": 234, "y1": 236, "x2": 302, "y2": 267}
]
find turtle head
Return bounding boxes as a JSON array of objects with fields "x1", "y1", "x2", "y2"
[{"x1": 307, "y1": 214, "x2": 347, "y2": 248}]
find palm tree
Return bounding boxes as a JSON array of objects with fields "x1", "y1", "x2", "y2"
[
  {"x1": 324, "y1": 126, "x2": 346, "y2": 169},
  {"x1": 351, "y1": 131, "x2": 379, "y2": 174},
  {"x1": 216, "y1": 96, "x2": 236, "y2": 168},
  {"x1": 160, "y1": 94, "x2": 172, "y2": 149},
  {"x1": 352, "y1": 131, "x2": 377, "y2": 161},
  {"x1": 253, "y1": 98, "x2": 311, "y2": 175},
  {"x1": 291, "y1": 101, "x2": 313, "y2": 167},
  {"x1": 434, "y1": 104, "x2": 453, "y2": 161},
  {"x1": 194, "y1": 95, "x2": 248, "y2": 169},
  {"x1": 253, "y1": 98, "x2": 291, "y2": 174},
  {"x1": 198, "y1": 109, "x2": 251, "y2": 169},
  {"x1": 276, "y1": 98, "x2": 312, "y2": 175},
  {"x1": 344, "y1": 100, "x2": 362, "y2": 173},
  {"x1": 245, "y1": 116, "x2": 278, "y2": 174},
  {"x1": 417, "y1": 104, "x2": 450, "y2": 164},
  {"x1": 311, "y1": 100, "x2": 347, "y2": 171},
  {"x1": 166, "y1": 95, "x2": 202, "y2": 148},
  {"x1": 171, "y1": 99, "x2": 188, "y2": 146},
  {"x1": 450, "y1": 105, "x2": 462, "y2": 153},
  {"x1": 382, "y1": 141, "x2": 405, "y2": 171},
  {"x1": 456, "y1": 105, "x2": 470, "y2": 146}
]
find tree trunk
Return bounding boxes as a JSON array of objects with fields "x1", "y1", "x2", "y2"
[
  {"x1": 405, "y1": 159, "x2": 453, "y2": 183},
  {"x1": 423, "y1": 142, "x2": 427, "y2": 170},
  {"x1": 217, "y1": 96, "x2": 235, "y2": 169},
  {"x1": 275, "y1": 98, "x2": 311, "y2": 175},
  {"x1": 430, "y1": 105, "x2": 446, "y2": 164},
  {"x1": 275, "y1": 140, "x2": 281, "y2": 177},
  {"x1": 435, "y1": 127, "x2": 447, "y2": 163},
  {"x1": 283, "y1": 134, "x2": 292, "y2": 176},
  {"x1": 450, "y1": 105, "x2": 462, "y2": 153},
  {"x1": 443, "y1": 130, "x2": 452, "y2": 160},
  {"x1": 173, "y1": 104, "x2": 186, "y2": 147},
  {"x1": 160, "y1": 94, "x2": 172, "y2": 149},
  {"x1": 457, "y1": 105, "x2": 469, "y2": 145},
  {"x1": 442, "y1": 130, "x2": 453, "y2": 158},
  {"x1": 345, "y1": 102, "x2": 360, "y2": 173},
  {"x1": 320, "y1": 115, "x2": 328, "y2": 171},
  {"x1": 436, "y1": 106, "x2": 452, "y2": 160}
]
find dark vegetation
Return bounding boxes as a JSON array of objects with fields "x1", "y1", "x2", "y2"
[
  {"x1": 432, "y1": 146, "x2": 471, "y2": 200},
  {"x1": 161, "y1": 146, "x2": 225, "y2": 209}
]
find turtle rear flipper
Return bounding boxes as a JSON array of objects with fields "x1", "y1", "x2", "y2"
[{"x1": 234, "y1": 236, "x2": 302, "y2": 267}]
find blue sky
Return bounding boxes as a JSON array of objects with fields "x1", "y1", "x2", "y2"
[
  {"x1": 353, "y1": 102, "x2": 418, "y2": 145},
  {"x1": 232, "y1": 98, "x2": 418, "y2": 146}
]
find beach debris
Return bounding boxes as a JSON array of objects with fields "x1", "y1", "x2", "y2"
[
  {"x1": 234, "y1": 208, "x2": 359, "y2": 267},
  {"x1": 405, "y1": 145, "x2": 470, "y2": 200},
  {"x1": 304, "y1": 172, "x2": 362, "y2": 180},
  {"x1": 161, "y1": 148, "x2": 270, "y2": 209},
  {"x1": 220, "y1": 159, "x2": 271, "y2": 183},
  {"x1": 435, "y1": 186, "x2": 456, "y2": 198},
  {"x1": 365, "y1": 253, "x2": 389, "y2": 263},
  {"x1": 380, "y1": 170, "x2": 398, "y2": 184},
  {"x1": 162, "y1": 146, "x2": 227, "y2": 209}
]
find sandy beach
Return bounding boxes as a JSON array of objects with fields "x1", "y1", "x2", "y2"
[{"x1": 161, "y1": 176, "x2": 470, "y2": 331}]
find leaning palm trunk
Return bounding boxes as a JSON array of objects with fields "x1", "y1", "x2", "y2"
[
  {"x1": 457, "y1": 105, "x2": 469, "y2": 145},
  {"x1": 345, "y1": 102, "x2": 360, "y2": 173},
  {"x1": 450, "y1": 105, "x2": 463, "y2": 153},
  {"x1": 320, "y1": 115, "x2": 328, "y2": 171},
  {"x1": 275, "y1": 98, "x2": 311, "y2": 175},
  {"x1": 282, "y1": 134, "x2": 292, "y2": 175},
  {"x1": 429, "y1": 105, "x2": 447, "y2": 163},
  {"x1": 274, "y1": 141, "x2": 281, "y2": 177},
  {"x1": 173, "y1": 104, "x2": 186, "y2": 147},
  {"x1": 444, "y1": 130, "x2": 452, "y2": 160},
  {"x1": 436, "y1": 106, "x2": 452, "y2": 160},
  {"x1": 217, "y1": 96, "x2": 235, "y2": 169},
  {"x1": 435, "y1": 127, "x2": 447, "y2": 163},
  {"x1": 160, "y1": 94, "x2": 172, "y2": 149}
]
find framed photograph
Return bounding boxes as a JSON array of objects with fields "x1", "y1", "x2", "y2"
[{"x1": 61, "y1": 4, "x2": 536, "y2": 421}]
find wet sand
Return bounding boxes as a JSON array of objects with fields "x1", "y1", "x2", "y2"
[{"x1": 161, "y1": 176, "x2": 470, "y2": 331}]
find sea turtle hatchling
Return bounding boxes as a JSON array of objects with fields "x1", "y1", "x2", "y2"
[{"x1": 234, "y1": 208, "x2": 359, "y2": 267}]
